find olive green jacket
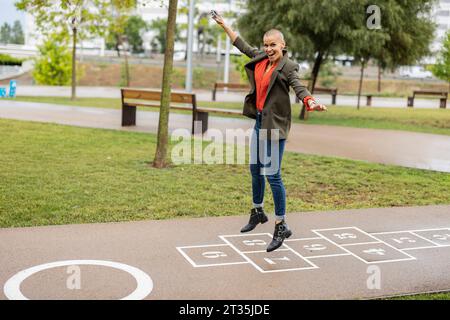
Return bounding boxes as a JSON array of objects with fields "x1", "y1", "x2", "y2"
[{"x1": 233, "y1": 36, "x2": 312, "y2": 139}]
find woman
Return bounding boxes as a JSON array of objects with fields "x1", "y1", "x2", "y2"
[{"x1": 212, "y1": 12, "x2": 327, "y2": 252}]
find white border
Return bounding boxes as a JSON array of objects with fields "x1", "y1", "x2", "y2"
[
  {"x1": 3, "y1": 260, "x2": 153, "y2": 300},
  {"x1": 176, "y1": 244, "x2": 249, "y2": 268}
]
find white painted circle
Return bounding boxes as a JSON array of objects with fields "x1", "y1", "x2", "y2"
[{"x1": 3, "y1": 260, "x2": 153, "y2": 300}]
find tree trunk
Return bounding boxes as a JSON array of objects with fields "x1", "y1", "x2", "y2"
[
  {"x1": 300, "y1": 51, "x2": 323, "y2": 120},
  {"x1": 71, "y1": 27, "x2": 77, "y2": 100},
  {"x1": 124, "y1": 50, "x2": 130, "y2": 87},
  {"x1": 357, "y1": 59, "x2": 365, "y2": 110},
  {"x1": 153, "y1": 0, "x2": 178, "y2": 168},
  {"x1": 377, "y1": 64, "x2": 381, "y2": 92}
]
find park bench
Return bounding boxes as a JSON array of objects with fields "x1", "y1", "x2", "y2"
[
  {"x1": 407, "y1": 90, "x2": 448, "y2": 108},
  {"x1": 121, "y1": 88, "x2": 242, "y2": 134},
  {"x1": 295, "y1": 86, "x2": 337, "y2": 105},
  {"x1": 212, "y1": 82, "x2": 250, "y2": 101}
]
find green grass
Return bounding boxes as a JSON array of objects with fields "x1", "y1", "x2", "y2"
[
  {"x1": 8, "y1": 96, "x2": 450, "y2": 136},
  {"x1": 1, "y1": 118, "x2": 450, "y2": 228}
]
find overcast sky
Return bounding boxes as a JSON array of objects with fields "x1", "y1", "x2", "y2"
[{"x1": 0, "y1": 0, "x2": 24, "y2": 27}]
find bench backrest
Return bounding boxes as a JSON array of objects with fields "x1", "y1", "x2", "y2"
[
  {"x1": 412, "y1": 90, "x2": 448, "y2": 98},
  {"x1": 313, "y1": 87, "x2": 337, "y2": 94},
  {"x1": 121, "y1": 88, "x2": 195, "y2": 104}
]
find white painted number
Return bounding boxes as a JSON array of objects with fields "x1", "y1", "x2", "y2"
[
  {"x1": 202, "y1": 251, "x2": 227, "y2": 259},
  {"x1": 433, "y1": 234, "x2": 450, "y2": 241},
  {"x1": 334, "y1": 233, "x2": 357, "y2": 240},
  {"x1": 303, "y1": 244, "x2": 327, "y2": 251},
  {"x1": 363, "y1": 248, "x2": 386, "y2": 256},
  {"x1": 264, "y1": 256, "x2": 290, "y2": 265},
  {"x1": 243, "y1": 239, "x2": 266, "y2": 246},
  {"x1": 393, "y1": 237, "x2": 416, "y2": 244}
]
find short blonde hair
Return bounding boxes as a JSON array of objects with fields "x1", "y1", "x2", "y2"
[{"x1": 263, "y1": 29, "x2": 285, "y2": 44}]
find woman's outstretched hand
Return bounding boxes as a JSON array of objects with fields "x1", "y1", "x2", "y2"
[
  {"x1": 308, "y1": 100, "x2": 328, "y2": 112},
  {"x1": 210, "y1": 10, "x2": 225, "y2": 26}
]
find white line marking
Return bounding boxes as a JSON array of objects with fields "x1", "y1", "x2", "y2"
[
  {"x1": 285, "y1": 237, "x2": 322, "y2": 242},
  {"x1": 408, "y1": 232, "x2": 443, "y2": 247},
  {"x1": 219, "y1": 235, "x2": 266, "y2": 273},
  {"x1": 352, "y1": 226, "x2": 417, "y2": 261},
  {"x1": 240, "y1": 249, "x2": 290, "y2": 254},
  {"x1": 192, "y1": 262, "x2": 250, "y2": 268},
  {"x1": 176, "y1": 243, "x2": 231, "y2": 249},
  {"x1": 259, "y1": 266, "x2": 318, "y2": 273},
  {"x1": 218, "y1": 233, "x2": 270, "y2": 238},
  {"x1": 341, "y1": 241, "x2": 381, "y2": 247},
  {"x1": 402, "y1": 244, "x2": 450, "y2": 251},
  {"x1": 3, "y1": 260, "x2": 153, "y2": 300},
  {"x1": 176, "y1": 247, "x2": 199, "y2": 267},
  {"x1": 307, "y1": 253, "x2": 352, "y2": 259},
  {"x1": 370, "y1": 228, "x2": 450, "y2": 235}
]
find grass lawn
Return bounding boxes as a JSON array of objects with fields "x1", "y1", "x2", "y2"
[
  {"x1": 8, "y1": 96, "x2": 450, "y2": 136},
  {"x1": 1, "y1": 118, "x2": 450, "y2": 228}
]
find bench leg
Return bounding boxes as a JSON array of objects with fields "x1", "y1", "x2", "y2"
[
  {"x1": 212, "y1": 89, "x2": 216, "y2": 101},
  {"x1": 122, "y1": 105, "x2": 136, "y2": 126},
  {"x1": 407, "y1": 97, "x2": 414, "y2": 107},
  {"x1": 192, "y1": 111, "x2": 209, "y2": 134},
  {"x1": 440, "y1": 98, "x2": 447, "y2": 109},
  {"x1": 331, "y1": 94, "x2": 336, "y2": 105}
]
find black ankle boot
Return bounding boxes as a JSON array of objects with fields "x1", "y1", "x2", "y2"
[
  {"x1": 267, "y1": 220, "x2": 292, "y2": 252},
  {"x1": 240, "y1": 208, "x2": 269, "y2": 233}
]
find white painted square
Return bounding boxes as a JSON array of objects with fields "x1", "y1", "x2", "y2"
[
  {"x1": 177, "y1": 244, "x2": 248, "y2": 267},
  {"x1": 243, "y1": 249, "x2": 317, "y2": 273},
  {"x1": 412, "y1": 229, "x2": 450, "y2": 246},
  {"x1": 285, "y1": 237, "x2": 349, "y2": 258},
  {"x1": 371, "y1": 231, "x2": 438, "y2": 250},
  {"x1": 342, "y1": 242, "x2": 416, "y2": 264},
  {"x1": 312, "y1": 227, "x2": 379, "y2": 246},
  {"x1": 220, "y1": 233, "x2": 287, "y2": 253}
]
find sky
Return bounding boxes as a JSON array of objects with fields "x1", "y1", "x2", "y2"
[{"x1": 0, "y1": 0, "x2": 24, "y2": 27}]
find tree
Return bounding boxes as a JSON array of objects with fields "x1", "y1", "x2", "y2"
[
  {"x1": 430, "y1": 31, "x2": 450, "y2": 92},
  {"x1": 16, "y1": 0, "x2": 111, "y2": 100},
  {"x1": 237, "y1": 0, "x2": 436, "y2": 117},
  {"x1": 153, "y1": 0, "x2": 179, "y2": 168},
  {"x1": 12, "y1": 21, "x2": 25, "y2": 44},
  {"x1": 33, "y1": 33, "x2": 72, "y2": 86},
  {"x1": 0, "y1": 23, "x2": 11, "y2": 44},
  {"x1": 149, "y1": 17, "x2": 182, "y2": 53},
  {"x1": 124, "y1": 15, "x2": 149, "y2": 54}
]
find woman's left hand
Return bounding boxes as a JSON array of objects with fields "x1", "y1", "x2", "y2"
[{"x1": 308, "y1": 100, "x2": 327, "y2": 111}]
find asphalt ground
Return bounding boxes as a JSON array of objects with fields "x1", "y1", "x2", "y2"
[{"x1": 1, "y1": 205, "x2": 449, "y2": 300}]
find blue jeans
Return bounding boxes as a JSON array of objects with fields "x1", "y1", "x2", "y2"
[{"x1": 250, "y1": 112, "x2": 286, "y2": 218}]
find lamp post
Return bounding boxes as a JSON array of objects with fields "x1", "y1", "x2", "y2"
[{"x1": 185, "y1": 0, "x2": 195, "y2": 92}]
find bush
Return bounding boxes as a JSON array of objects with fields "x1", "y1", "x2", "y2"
[
  {"x1": 231, "y1": 54, "x2": 251, "y2": 83},
  {"x1": 0, "y1": 54, "x2": 23, "y2": 66},
  {"x1": 33, "y1": 33, "x2": 72, "y2": 86}
]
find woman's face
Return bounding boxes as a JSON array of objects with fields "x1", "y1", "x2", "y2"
[{"x1": 263, "y1": 34, "x2": 285, "y2": 64}]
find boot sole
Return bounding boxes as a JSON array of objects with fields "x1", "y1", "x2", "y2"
[{"x1": 266, "y1": 230, "x2": 292, "y2": 252}]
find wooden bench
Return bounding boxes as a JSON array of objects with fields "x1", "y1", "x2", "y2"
[
  {"x1": 295, "y1": 86, "x2": 337, "y2": 105},
  {"x1": 121, "y1": 88, "x2": 242, "y2": 134},
  {"x1": 212, "y1": 82, "x2": 250, "y2": 101},
  {"x1": 407, "y1": 90, "x2": 448, "y2": 108}
]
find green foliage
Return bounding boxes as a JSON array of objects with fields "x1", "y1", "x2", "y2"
[
  {"x1": 149, "y1": 17, "x2": 182, "y2": 53},
  {"x1": 231, "y1": 54, "x2": 251, "y2": 83},
  {"x1": 430, "y1": 32, "x2": 450, "y2": 83},
  {"x1": 318, "y1": 61, "x2": 342, "y2": 87},
  {"x1": 0, "y1": 54, "x2": 24, "y2": 66},
  {"x1": 0, "y1": 20, "x2": 23, "y2": 44},
  {"x1": 124, "y1": 16, "x2": 149, "y2": 53},
  {"x1": 237, "y1": 0, "x2": 436, "y2": 76},
  {"x1": 0, "y1": 23, "x2": 11, "y2": 44},
  {"x1": 33, "y1": 34, "x2": 72, "y2": 86}
]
